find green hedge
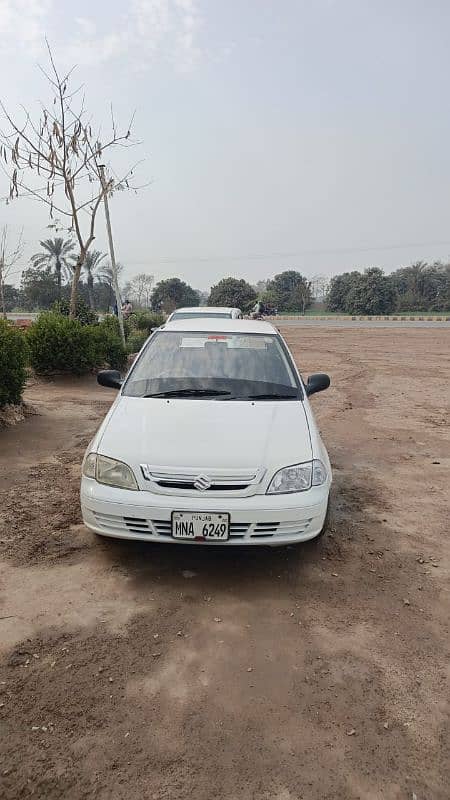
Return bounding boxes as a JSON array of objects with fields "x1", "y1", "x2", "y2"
[
  {"x1": 129, "y1": 310, "x2": 164, "y2": 334},
  {"x1": 126, "y1": 331, "x2": 149, "y2": 354},
  {"x1": 28, "y1": 312, "x2": 126, "y2": 375},
  {"x1": 52, "y1": 298, "x2": 98, "y2": 325},
  {"x1": 0, "y1": 319, "x2": 28, "y2": 407},
  {"x1": 95, "y1": 318, "x2": 128, "y2": 370},
  {"x1": 100, "y1": 311, "x2": 163, "y2": 352}
]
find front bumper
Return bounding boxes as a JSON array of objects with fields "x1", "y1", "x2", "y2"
[{"x1": 81, "y1": 478, "x2": 330, "y2": 545}]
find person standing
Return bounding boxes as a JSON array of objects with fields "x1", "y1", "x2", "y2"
[{"x1": 121, "y1": 299, "x2": 133, "y2": 319}]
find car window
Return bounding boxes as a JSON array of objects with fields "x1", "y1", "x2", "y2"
[
  {"x1": 124, "y1": 332, "x2": 300, "y2": 399},
  {"x1": 170, "y1": 312, "x2": 232, "y2": 320}
]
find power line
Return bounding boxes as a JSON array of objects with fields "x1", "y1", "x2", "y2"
[
  {"x1": 109, "y1": 239, "x2": 450, "y2": 266},
  {"x1": 6, "y1": 238, "x2": 450, "y2": 279}
]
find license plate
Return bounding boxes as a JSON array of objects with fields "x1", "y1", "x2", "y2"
[{"x1": 172, "y1": 512, "x2": 229, "y2": 541}]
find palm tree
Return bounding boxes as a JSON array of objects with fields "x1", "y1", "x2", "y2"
[
  {"x1": 31, "y1": 238, "x2": 75, "y2": 299},
  {"x1": 98, "y1": 262, "x2": 125, "y2": 311},
  {"x1": 82, "y1": 250, "x2": 108, "y2": 309}
]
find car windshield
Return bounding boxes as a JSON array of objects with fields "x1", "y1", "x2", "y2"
[
  {"x1": 123, "y1": 331, "x2": 300, "y2": 400},
  {"x1": 170, "y1": 312, "x2": 232, "y2": 320}
]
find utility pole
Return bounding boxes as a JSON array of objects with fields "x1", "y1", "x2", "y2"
[
  {"x1": 0, "y1": 258, "x2": 5, "y2": 319},
  {"x1": 98, "y1": 165, "x2": 125, "y2": 344},
  {"x1": 0, "y1": 227, "x2": 7, "y2": 318}
]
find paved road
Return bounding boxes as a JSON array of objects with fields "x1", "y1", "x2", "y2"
[{"x1": 275, "y1": 317, "x2": 450, "y2": 328}]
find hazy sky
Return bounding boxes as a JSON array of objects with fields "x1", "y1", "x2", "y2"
[{"x1": 1, "y1": 0, "x2": 450, "y2": 290}]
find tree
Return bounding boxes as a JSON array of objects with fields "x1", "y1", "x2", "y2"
[
  {"x1": 265, "y1": 270, "x2": 312, "y2": 313},
  {"x1": 20, "y1": 265, "x2": 60, "y2": 310},
  {"x1": 82, "y1": 250, "x2": 107, "y2": 309},
  {"x1": 254, "y1": 280, "x2": 267, "y2": 295},
  {"x1": 52, "y1": 297, "x2": 98, "y2": 325},
  {"x1": 0, "y1": 43, "x2": 138, "y2": 317},
  {"x1": 325, "y1": 271, "x2": 362, "y2": 312},
  {"x1": 151, "y1": 278, "x2": 199, "y2": 313},
  {"x1": 424, "y1": 262, "x2": 450, "y2": 310},
  {"x1": 390, "y1": 261, "x2": 450, "y2": 311},
  {"x1": 327, "y1": 267, "x2": 396, "y2": 315},
  {"x1": 0, "y1": 225, "x2": 24, "y2": 317},
  {"x1": 259, "y1": 287, "x2": 280, "y2": 310},
  {"x1": 346, "y1": 267, "x2": 396, "y2": 315},
  {"x1": 1, "y1": 284, "x2": 20, "y2": 312},
  {"x1": 123, "y1": 273, "x2": 154, "y2": 308},
  {"x1": 208, "y1": 277, "x2": 256, "y2": 311},
  {"x1": 309, "y1": 274, "x2": 330, "y2": 303},
  {"x1": 97, "y1": 262, "x2": 125, "y2": 311},
  {"x1": 31, "y1": 237, "x2": 75, "y2": 300},
  {"x1": 91, "y1": 280, "x2": 117, "y2": 313}
]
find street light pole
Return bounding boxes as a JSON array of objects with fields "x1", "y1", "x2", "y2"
[{"x1": 98, "y1": 164, "x2": 125, "y2": 344}]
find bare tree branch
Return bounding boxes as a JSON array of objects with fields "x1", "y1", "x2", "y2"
[{"x1": 0, "y1": 43, "x2": 141, "y2": 317}]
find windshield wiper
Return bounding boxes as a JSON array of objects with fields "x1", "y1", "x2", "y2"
[
  {"x1": 143, "y1": 388, "x2": 232, "y2": 398},
  {"x1": 247, "y1": 392, "x2": 298, "y2": 400},
  {"x1": 220, "y1": 391, "x2": 298, "y2": 401}
]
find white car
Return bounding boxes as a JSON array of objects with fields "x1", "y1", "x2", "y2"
[
  {"x1": 166, "y1": 306, "x2": 243, "y2": 322},
  {"x1": 81, "y1": 319, "x2": 331, "y2": 546}
]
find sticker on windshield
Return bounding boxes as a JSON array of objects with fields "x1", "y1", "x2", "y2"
[
  {"x1": 179, "y1": 335, "x2": 268, "y2": 350},
  {"x1": 230, "y1": 337, "x2": 267, "y2": 349},
  {"x1": 180, "y1": 336, "x2": 231, "y2": 348},
  {"x1": 180, "y1": 337, "x2": 207, "y2": 348}
]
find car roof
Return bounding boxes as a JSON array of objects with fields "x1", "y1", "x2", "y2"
[
  {"x1": 162, "y1": 318, "x2": 278, "y2": 334},
  {"x1": 170, "y1": 306, "x2": 240, "y2": 314}
]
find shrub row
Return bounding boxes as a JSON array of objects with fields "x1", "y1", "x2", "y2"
[
  {"x1": 1, "y1": 307, "x2": 164, "y2": 400},
  {"x1": 126, "y1": 310, "x2": 164, "y2": 354},
  {"x1": 52, "y1": 298, "x2": 98, "y2": 326},
  {"x1": 0, "y1": 318, "x2": 28, "y2": 407},
  {"x1": 27, "y1": 313, "x2": 127, "y2": 374},
  {"x1": 89, "y1": 310, "x2": 164, "y2": 354},
  {"x1": 129, "y1": 310, "x2": 165, "y2": 334}
]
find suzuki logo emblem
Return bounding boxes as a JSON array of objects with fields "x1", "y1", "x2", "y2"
[{"x1": 193, "y1": 474, "x2": 212, "y2": 491}]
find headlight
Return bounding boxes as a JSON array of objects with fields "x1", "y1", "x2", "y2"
[
  {"x1": 312, "y1": 459, "x2": 327, "y2": 486},
  {"x1": 82, "y1": 453, "x2": 138, "y2": 491},
  {"x1": 82, "y1": 452, "x2": 97, "y2": 479},
  {"x1": 267, "y1": 460, "x2": 327, "y2": 494},
  {"x1": 97, "y1": 455, "x2": 139, "y2": 490}
]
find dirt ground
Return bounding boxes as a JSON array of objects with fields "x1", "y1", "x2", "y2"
[{"x1": 0, "y1": 327, "x2": 448, "y2": 800}]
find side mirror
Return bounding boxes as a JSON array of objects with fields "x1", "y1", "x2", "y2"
[
  {"x1": 305, "y1": 373, "x2": 330, "y2": 397},
  {"x1": 97, "y1": 370, "x2": 123, "y2": 389}
]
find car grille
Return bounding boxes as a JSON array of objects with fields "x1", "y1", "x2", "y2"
[
  {"x1": 139, "y1": 466, "x2": 266, "y2": 496},
  {"x1": 92, "y1": 512, "x2": 312, "y2": 540},
  {"x1": 155, "y1": 481, "x2": 250, "y2": 492}
]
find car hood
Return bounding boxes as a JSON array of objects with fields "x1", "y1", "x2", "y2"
[{"x1": 98, "y1": 397, "x2": 312, "y2": 479}]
